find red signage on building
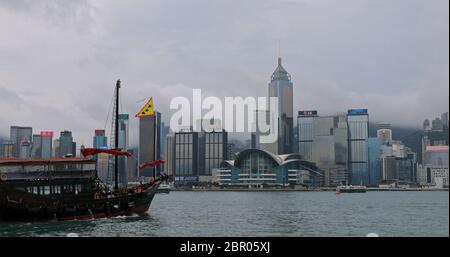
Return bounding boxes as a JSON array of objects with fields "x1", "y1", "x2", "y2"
[
  {"x1": 95, "y1": 129, "x2": 106, "y2": 136},
  {"x1": 40, "y1": 131, "x2": 54, "y2": 137}
]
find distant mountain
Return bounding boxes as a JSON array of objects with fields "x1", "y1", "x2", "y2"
[
  {"x1": 369, "y1": 123, "x2": 423, "y2": 154},
  {"x1": 368, "y1": 122, "x2": 422, "y2": 141},
  {"x1": 369, "y1": 122, "x2": 450, "y2": 163}
]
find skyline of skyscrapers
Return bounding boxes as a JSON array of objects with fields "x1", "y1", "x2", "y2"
[{"x1": 0, "y1": 52, "x2": 447, "y2": 190}]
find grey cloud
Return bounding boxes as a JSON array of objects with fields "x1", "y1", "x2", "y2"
[
  {"x1": 0, "y1": 0, "x2": 96, "y2": 22},
  {"x1": 0, "y1": 0, "x2": 448, "y2": 146}
]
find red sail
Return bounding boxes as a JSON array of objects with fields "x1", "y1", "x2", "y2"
[
  {"x1": 81, "y1": 148, "x2": 132, "y2": 157},
  {"x1": 139, "y1": 160, "x2": 165, "y2": 170}
]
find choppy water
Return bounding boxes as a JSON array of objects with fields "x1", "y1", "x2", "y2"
[{"x1": 0, "y1": 191, "x2": 448, "y2": 237}]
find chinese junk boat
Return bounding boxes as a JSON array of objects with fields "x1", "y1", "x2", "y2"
[{"x1": 0, "y1": 80, "x2": 167, "y2": 222}]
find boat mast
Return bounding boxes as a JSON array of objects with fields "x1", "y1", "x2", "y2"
[{"x1": 114, "y1": 79, "x2": 121, "y2": 190}]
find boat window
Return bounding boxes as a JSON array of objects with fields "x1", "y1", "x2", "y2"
[
  {"x1": 74, "y1": 184, "x2": 82, "y2": 195},
  {"x1": 44, "y1": 186, "x2": 51, "y2": 195},
  {"x1": 32, "y1": 187, "x2": 38, "y2": 194},
  {"x1": 26, "y1": 187, "x2": 33, "y2": 193},
  {"x1": 24, "y1": 165, "x2": 46, "y2": 173},
  {"x1": 83, "y1": 183, "x2": 91, "y2": 193},
  {"x1": 82, "y1": 164, "x2": 96, "y2": 171},
  {"x1": 0, "y1": 166, "x2": 22, "y2": 173},
  {"x1": 53, "y1": 185, "x2": 61, "y2": 194},
  {"x1": 63, "y1": 185, "x2": 73, "y2": 194}
]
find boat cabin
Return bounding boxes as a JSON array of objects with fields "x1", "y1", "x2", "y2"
[{"x1": 0, "y1": 158, "x2": 98, "y2": 199}]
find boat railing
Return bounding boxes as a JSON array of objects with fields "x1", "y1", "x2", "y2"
[{"x1": 2, "y1": 170, "x2": 97, "y2": 181}]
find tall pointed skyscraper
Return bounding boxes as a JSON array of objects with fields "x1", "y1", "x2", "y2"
[{"x1": 268, "y1": 57, "x2": 294, "y2": 154}]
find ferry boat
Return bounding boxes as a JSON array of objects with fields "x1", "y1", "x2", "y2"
[
  {"x1": 0, "y1": 80, "x2": 168, "y2": 222},
  {"x1": 336, "y1": 185, "x2": 367, "y2": 193},
  {"x1": 156, "y1": 183, "x2": 171, "y2": 194}
]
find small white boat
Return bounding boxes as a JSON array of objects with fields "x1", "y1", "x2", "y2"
[{"x1": 156, "y1": 183, "x2": 171, "y2": 194}]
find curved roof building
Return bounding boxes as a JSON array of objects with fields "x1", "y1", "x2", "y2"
[{"x1": 215, "y1": 148, "x2": 323, "y2": 187}]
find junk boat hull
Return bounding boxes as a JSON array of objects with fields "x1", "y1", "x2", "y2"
[
  {"x1": 0, "y1": 180, "x2": 162, "y2": 222},
  {"x1": 0, "y1": 158, "x2": 168, "y2": 222}
]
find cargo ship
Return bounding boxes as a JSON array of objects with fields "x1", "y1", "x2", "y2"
[{"x1": 0, "y1": 80, "x2": 167, "y2": 221}]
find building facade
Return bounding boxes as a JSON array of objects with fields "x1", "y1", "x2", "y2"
[
  {"x1": 40, "y1": 131, "x2": 53, "y2": 158},
  {"x1": 202, "y1": 130, "x2": 228, "y2": 176},
  {"x1": 2, "y1": 142, "x2": 13, "y2": 158},
  {"x1": 31, "y1": 134, "x2": 42, "y2": 158},
  {"x1": 93, "y1": 129, "x2": 108, "y2": 149},
  {"x1": 10, "y1": 126, "x2": 32, "y2": 158},
  {"x1": 97, "y1": 153, "x2": 110, "y2": 183},
  {"x1": 296, "y1": 112, "x2": 349, "y2": 186},
  {"x1": 174, "y1": 130, "x2": 200, "y2": 184},
  {"x1": 347, "y1": 109, "x2": 369, "y2": 185},
  {"x1": 297, "y1": 110, "x2": 317, "y2": 162},
  {"x1": 268, "y1": 57, "x2": 294, "y2": 155},
  {"x1": 377, "y1": 123, "x2": 392, "y2": 145},
  {"x1": 59, "y1": 130, "x2": 74, "y2": 157},
  {"x1": 213, "y1": 149, "x2": 322, "y2": 187},
  {"x1": 366, "y1": 137, "x2": 381, "y2": 185},
  {"x1": 53, "y1": 139, "x2": 60, "y2": 158},
  {"x1": 138, "y1": 112, "x2": 162, "y2": 178},
  {"x1": 164, "y1": 134, "x2": 175, "y2": 176},
  {"x1": 253, "y1": 110, "x2": 278, "y2": 154},
  {"x1": 118, "y1": 114, "x2": 129, "y2": 186}
]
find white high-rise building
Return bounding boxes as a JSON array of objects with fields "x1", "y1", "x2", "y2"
[{"x1": 377, "y1": 123, "x2": 392, "y2": 145}]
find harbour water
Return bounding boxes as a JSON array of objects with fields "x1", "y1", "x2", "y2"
[{"x1": 0, "y1": 191, "x2": 448, "y2": 237}]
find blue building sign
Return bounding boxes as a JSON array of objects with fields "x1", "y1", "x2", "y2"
[{"x1": 348, "y1": 109, "x2": 368, "y2": 116}]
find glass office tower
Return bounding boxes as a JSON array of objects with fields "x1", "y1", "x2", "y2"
[
  {"x1": 297, "y1": 111, "x2": 317, "y2": 162},
  {"x1": 268, "y1": 57, "x2": 294, "y2": 154},
  {"x1": 347, "y1": 109, "x2": 369, "y2": 185}
]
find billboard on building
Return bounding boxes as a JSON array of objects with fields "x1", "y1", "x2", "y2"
[
  {"x1": 298, "y1": 110, "x2": 318, "y2": 117},
  {"x1": 347, "y1": 109, "x2": 368, "y2": 116},
  {"x1": 40, "y1": 131, "x2": 54, "y2": 137}
]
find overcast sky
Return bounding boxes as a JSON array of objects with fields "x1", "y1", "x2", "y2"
[{"x1": 0, "y1": 0, "x2": 448, "y2": 147}]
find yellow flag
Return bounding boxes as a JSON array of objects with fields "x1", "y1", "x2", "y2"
[{"x1": 135, "y1": 98, "x2": 155, "y2": 118}]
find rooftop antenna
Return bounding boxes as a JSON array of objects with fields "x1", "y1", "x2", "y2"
[
  {"x1": 278, "y1": 40, "x2": 281, "y2": 59},
  {"x1": 278, "y1": 40, "x2": 282, "y2": 66}
]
